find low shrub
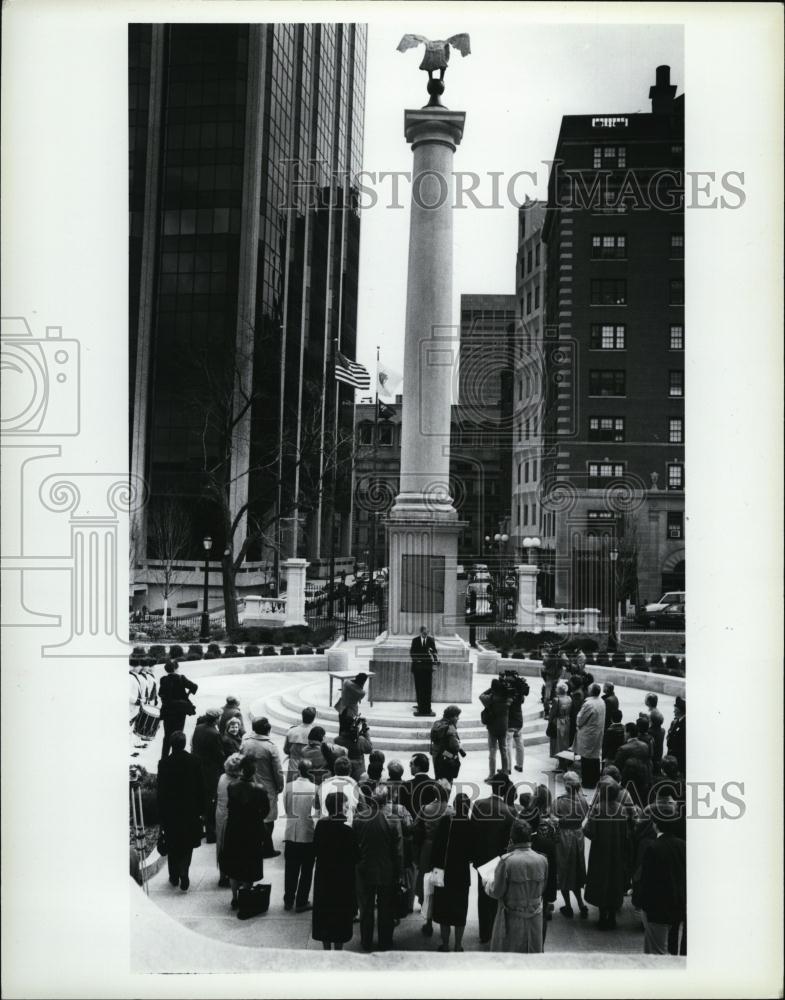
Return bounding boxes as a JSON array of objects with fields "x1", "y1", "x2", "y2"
[
  {"x1": 280, "y1": 645, "x2": 295, "y2": 656},
  {"x1": 132, "y1": 645, "x2": 146, "y2": 656},
  {"x1": 207, "y1": 642, "x2": 221, "y2": 656},
  {"x1": 223, "y1": 644, "x2": 239, "y2": 658},
  {"x1": 650, "y1": 653, "x2": 664, "y2": 673},
  {"x1": 149, "y1": 644, "x2": 166, "y2": 661},
  {"x1": 596, "y1": 652, "x2": 610, "y2": 666},
  {"x1": 297, "y1": 645, "x2": 314, "y2": 655},
  {"x1": 210, "y1": 627, "x2": 226, "y2": 641},
  {"x1": 665, "y1": 655, "x2": 681, "y2": 673},
  {"x1": 262, "y1": 645, "x2": 277, "y2": 656},
  {"x1": 679, "y1": 657, "x2": 686, "y2": 672},
  {"x1": 168, "y1": 644, "x2": 184, "y2": 660},
  {"x1": 204, "y1": 651, "x2": 219, "y2": 660},
  {"x1": 510, "y1": 650, "x2": 527, "y2": 660},
  {"x1": 185, "y1": 653, "x2": 201, "y2": 661},
  {"x1": 486, "y1": 628, "x2": 515, "y2": 652},
  {"x1": 186, "y1": 644, "x2": 204, "y2": 659},
  {"x1": 585, "y1": 652, "x2": 596, "y2": 665},
  {"x1": 562, "y1": 635, "x2": 600, "y2": 654},
  {"x1": 611, "y1": 652, "x2": 628, "y2": 668},
  {"x1": 512, "y1": 631, "x2": 538, "y2": 650},
  {"x1": 631, "y1": 653, "x2": 649, "y2": 671},
  {"x1": 282, "y1": 626, "x2": 311, "y2": 646},
  {"x1": 316, "y1": 647, "x2": 325, "y2": 655},
  {"x1": 311, "y1": 626, "x2": 337, "y2": 648},
  {"x1": 244, "y1": 644, "x2": 260, "y2": 657},
  {"x1": 538, "y1": 631, "x2": 563, "y2": 647}
]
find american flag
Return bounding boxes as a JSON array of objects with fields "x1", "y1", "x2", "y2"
[{"x1": 335, "y1": 349, "x2": 371, "y2": 390}]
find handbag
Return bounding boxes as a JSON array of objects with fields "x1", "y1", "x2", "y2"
[
  {"x1": 237, "y1": 883, "x2": 271, "y2": 920},
  {"x1": 546, "y1": 718, "x2": 557, "y2": 739},
  {"x1": 394, "y1": 881, "x2": 410, "y2": 920},
  {"x1": 421, "y1": 871, "x2": 436, "y2": 920},
  {"x1": 156, "y1": 829, "x2": 167, "y2": 857}
]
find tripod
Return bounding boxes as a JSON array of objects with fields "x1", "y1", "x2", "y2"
[{"x1": 129, "y1": 779, "x2": 149, "y2": 895}]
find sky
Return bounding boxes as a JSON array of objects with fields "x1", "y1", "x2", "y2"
[{"x1": 354, "y1": 19, "x2": 684, "y2": 382}]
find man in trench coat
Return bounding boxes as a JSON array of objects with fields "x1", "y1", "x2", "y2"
[{"x1": 574, "y1": 683, "x2": 606, "y2": 789}]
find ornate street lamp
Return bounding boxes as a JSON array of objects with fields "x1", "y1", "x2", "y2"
[
  {"x1": 200, "y1": 535, "x2": 213, "y2": 640},
  {"x1": 522, "y1": 535, "x2": 542, "y2": 566},
  {"x1": 608, "y1": 544, "x2": 619, "y2": 650}
]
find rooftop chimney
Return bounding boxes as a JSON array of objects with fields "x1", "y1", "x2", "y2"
[{"x1": 649, "y1": 64, "x2": 677, "y2": 115}]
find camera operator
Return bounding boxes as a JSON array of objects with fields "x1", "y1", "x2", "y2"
[
  {"x1": 429, "y1": 705, "x2": 467, "y2": 782},
  {"x1": 502, "y1": 671, "x2": 530, "y2": 774},
  {"x1": 479, "y1": 678, "x2": 513, "y2": 778},
  {"x1": 335, "y1": 714, "x2": 373, "y2": 781}
]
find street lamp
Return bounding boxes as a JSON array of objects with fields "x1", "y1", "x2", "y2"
[
  {"x1": 608, "y1": 544, "x2": 619, "y2": 651},
  {"x1": 200, "y1": 535, "x2": 212, "y2": 640},
  {"x1": 522, "y1": 535, "x2": 542, "y2": 566}
]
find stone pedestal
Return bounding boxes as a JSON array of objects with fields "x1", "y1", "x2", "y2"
[
  {"x1": 515, "y1": 564, "x2": 539, "y2": 628},
  {"x1": 282, "y1": 558, "x2": 308, "y2": 627},
  {"x1": 370, "y1": 104, "x2": 470, "y2": 697}
]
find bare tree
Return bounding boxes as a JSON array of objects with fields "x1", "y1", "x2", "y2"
[
  {"x1": 147, "y1": 498, "x2": 193, "y2": 624},
  {"x1": 183, "y1": 339, "x2": 355, "y2": 634}
]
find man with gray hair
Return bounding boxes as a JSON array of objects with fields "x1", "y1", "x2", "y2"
[
  {"x1": 241, "y1": 716, "x2": 284, "y2": 857},
  {"x1": 315, "y1": 754, "x2": 360, "y2": 824},
  {"x1": 353, "y1": 784, "x2": 403, "y2": 952}
]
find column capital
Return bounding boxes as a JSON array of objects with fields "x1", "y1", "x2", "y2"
[{"x1": 404, "y1": 108, "x2": 466, "y2": 151}]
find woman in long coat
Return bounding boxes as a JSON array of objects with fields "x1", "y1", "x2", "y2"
[
  {"x1": 431, "y1": 793, "x2": 473, "y2": 952},
  {"x1": 220, "y1": 757, "x2": 270, "y2": 909},
  {"x1": 312, "y1": 790, "x2": 359, "y2": 950},
  {"x1": 158, "y1": 659, "x2": 198, "y2": 759},
  {"x1": 548, "y1": 682, "x2": 572, "y2": 757},
  {"x1": 584, "y1": 781, "x2": 629, "y2": 928},
  {"x1": 554, "y1": 771, "x2": 589, "y2": 917},
  {"x1": 215, "y1": 752, "x2": 244, "y2": 887}
]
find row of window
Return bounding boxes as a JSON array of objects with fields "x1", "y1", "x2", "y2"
[
  {"x1": 516, "y1": 499, "x2": 539, "y2": 528},
  {"x1": 516, "y1": 458, "x2": 539, "y2": 485},
  {"x1": 521, "y1": 241, "x2": 542, "y2": 277},
  {"x1": 523, "y1": 284, "x2": 541, "y2": 315},
  {"x1": 356, "y1": 423, "x2": 394, "y2": 446},
  {"x1": 587, "y1": 463, "x2": 684, "y2": 489},
  {"x1": 589, "y1": 324, "x2": 684, "y2": 351},
  {"x1": 589, "y1": 278, "x2": 684, "y2": 306},
  {"x1": 588, "y1": 508, "x2": 684, "y2": 539},
  {"x1": 588, "y1": 416, "x2": 684, "y2": 444},
  {"x1": 590, "y1": 233, "x2": 683, "y2": 259},
  {"x1": 588, "y1": 369, "x2": 684, "y2": 397},
  {"x1": 593, "y1": 145, "x2": 627, "y2": 168}
]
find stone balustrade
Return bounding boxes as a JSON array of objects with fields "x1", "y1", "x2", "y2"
[
  {"x1": 534, "y1": 607, "x2": 600, "y2": 633},
  {"x1": 240, "y1": 595, "x2": 288, "y2": 625}
]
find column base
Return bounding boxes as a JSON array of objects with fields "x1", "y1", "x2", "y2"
[{"x1": 369, "y1": 633, "x2": 472, "y2": 702}]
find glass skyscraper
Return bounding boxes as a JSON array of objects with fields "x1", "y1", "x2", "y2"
[{"x1": 129, "y1": 23, "x2": 366, "y2": 585}]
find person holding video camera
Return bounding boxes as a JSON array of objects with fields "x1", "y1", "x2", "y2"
[
  {"x1": 335, "y1": 714, "x2": 373, "y2": 782},
  {"x1": 502, "y1": 671, "x2": 530, "y2": 774},
  {"x1": 479, "y1": 678, "x2": 514, "y2": 778},
  {"x1": 429, "y1": 705, "x2": 467, "y2": 782}
]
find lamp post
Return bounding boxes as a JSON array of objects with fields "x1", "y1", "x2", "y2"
[
  {"x1": 522, "y1": 535, "x2": 541, "y2": 566},
  {"x1": 200, "y1": 535, "x2": 213, "y2": 640},
  {"x1": 608, "y1": 544, "x2": 619, "y2": 651}
]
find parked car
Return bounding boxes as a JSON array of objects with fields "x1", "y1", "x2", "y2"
[
  {"x1": 641, "y1": 590, "x2": 685, "y2": 614},
  {"x1": 635, "y1": 602, "x2": 685, "y2": 631}
]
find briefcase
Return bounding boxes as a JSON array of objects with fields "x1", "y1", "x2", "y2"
[{"x1": 237, "y1": 883, "x2": 271, "y2": 920}]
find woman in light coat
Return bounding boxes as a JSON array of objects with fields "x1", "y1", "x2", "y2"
[
  {"x1": 554, "y1": 771, "x2": 589, "y2": 918},
  {"x1": 487, "y1": 820, "x2": 549, "y2": 953}
]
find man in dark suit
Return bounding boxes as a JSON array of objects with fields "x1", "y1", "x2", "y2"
[
  {"x1": 602, "y1": 682, "x2": 619, "y2": 730},
  {"x1": 410, "y1": 625, "x2": 438, "y2": 717},
  {"x1": 401, "y1": 753, "x2": 438, "y2": 820},
  {"x1": 157, "y1": 731, "x2": 204, "y2": 891},
  {"x1": 666, "y1": 696, "x2": 686, "y2": 775},
  {"x1": 470, "y1": 772, "x2": 515, "y2": 943},
  {"x1": 353, "y1": 786, "x2": 402, "y2": 951},
  {"x1": 191, "y1": 708, "x2": 225, "y2": 843},
  {"x1": 634, "y1": 799, "x2": 686, "y2": 954}
]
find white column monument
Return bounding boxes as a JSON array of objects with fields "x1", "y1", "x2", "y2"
[
  {"x1": 282, "y1": 557, "x2": 309, "y2": 627},
  {"x1": 515, "y1": 564, "x2": 539, "y2": 629},
  {"x1": 370, "y1": 44, "x2": 473, "y2": 702}
]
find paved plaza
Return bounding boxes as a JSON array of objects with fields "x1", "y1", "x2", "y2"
[{"x1": 133, "y1": 643, "x2": 677, "y2": 957}]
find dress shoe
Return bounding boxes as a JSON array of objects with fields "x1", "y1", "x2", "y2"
[
  {"x1": 230, "y1": 898, "x2": 238, "y2": 910},
  {"x1": 168, "y1": 876, "x2": 179, "y2": 887},
  {"x1": 284, "y1": 901, "x2": 294, "y2": 911},
  {"x1": 560, "y1": 905, "x2": 574, "y2": 918},
  {"x1": 514, "y1": 766, "x2": 523, "y2": 772},
  {"x1": 579, "y1": 905, "x2": 589, "y2": 919},
  {"x1": 295, "y1": 903, "x2": 312, "y2": 913},
  {"x1": 179, "y1": 876, "x2": 190, "y2": 892},
  {"x1": 218, "y1": 875, "x2": 230, "y2": 888},
  {"x1": 263, "y1": 850, "x2": 281, "y2": 859},
  {"x1": 421, "y1": 922, "x2": 433, "y2": 937}
]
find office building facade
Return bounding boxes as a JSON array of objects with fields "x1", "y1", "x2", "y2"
[
  {"x1": 540, "y1": 66, "x2": 685, "y2": 612},
  {"x1": 129, "y1": 23, "x2": 366, "y2": 607}
]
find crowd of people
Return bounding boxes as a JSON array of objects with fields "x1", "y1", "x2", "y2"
[{"x1": 150, "y1": 655, "x2": 687, "y2": 956}]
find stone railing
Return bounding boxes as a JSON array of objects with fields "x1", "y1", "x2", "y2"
[
  {"x1": 534, "y1": 607, "x2": 601, "y2": 633},
  {"x1": 240, "y1": 595, "x2": 288, "y2": 625}
]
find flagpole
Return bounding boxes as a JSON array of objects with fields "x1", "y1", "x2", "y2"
[
  {"x1": 327, "y1": 336, "x2": 338, "y2": 619},
  {"x1": 369, "y1": 344, "x2": 380, "y2": 581}
]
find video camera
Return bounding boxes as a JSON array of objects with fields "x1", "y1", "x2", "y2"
[{"x1": 497, "y1": 670, "x2": 530, "y2": 702}]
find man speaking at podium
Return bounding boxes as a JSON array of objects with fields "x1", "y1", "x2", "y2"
[{"x1": 410, "y1": 625, "x2": 439, "y2": 718}]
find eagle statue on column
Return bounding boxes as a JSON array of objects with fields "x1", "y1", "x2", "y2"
[{"x1": 396, "y1": 33, "x2": 471, "y2": 80}]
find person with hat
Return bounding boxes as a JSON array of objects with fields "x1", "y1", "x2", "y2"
[
  {"x1": 429, "y1": 706, "x2": 466, "y2": 782},
  {"x1": 191, "y1": 708, "x2": 225, "y2": 843},
  {"x1": 667, "y1": 697, "x2": 686, "y2": 775},
  {"x1": 158, "y1": 659, "x2": 198, "y2": 759},
  {"x1": 215, "y1": 751, "x2": 245, "y2": 887},
  {"x1": 470, "y1": 771, "x2": 516, "y2": 944},
  {"x1": 554, "y1": 771, "x2": 589, "y2": 918},
  {"x1": 241, "y1": 717, "x2": 284, "y2": 858}
]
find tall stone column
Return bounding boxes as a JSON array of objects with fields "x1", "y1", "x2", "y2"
[
  {"x1": 515, "y1": 564, "x2": 539, "y2": 629},
  {"x1": 282, "y1": 557, "x2": 308, "y2": 627},
  {"x1": 370, "y1": 106, "x2": 471, "y2": 702}
]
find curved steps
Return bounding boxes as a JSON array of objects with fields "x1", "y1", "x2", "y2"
[{"x1": 253, "y1": 683, "x2": 549, "y2": 753}]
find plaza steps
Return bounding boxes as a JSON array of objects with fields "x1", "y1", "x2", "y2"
[{"x1": 253, "y1": 682, "x2": 548, "y2": 753}]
